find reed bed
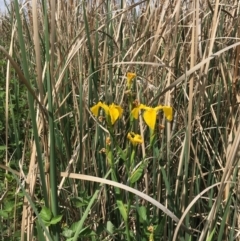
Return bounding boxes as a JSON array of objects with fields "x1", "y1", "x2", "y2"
[{"x1": 0, "y1": 0, "x2": 240, "y2": 240}]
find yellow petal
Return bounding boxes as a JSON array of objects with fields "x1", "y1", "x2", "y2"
[
  {"x1": 91, "y1": 102, "x2": 110, "y2": 118},
  {"x1": 109, "y1": 107, "x2": 119, "y2": 124},
  {"x1": 113, "y1": 104, "x2": 123, "y2": 118},
  {"x1": 100, "y1": 102, "x2": 109, "y2": 115},
  {"x1": 143, "y1": 108, "x2": 157, "y2": 130},
  {"x1": 111, "y1": 110, "x2": 119, "y2": 124},
  {"x1": 139, "y1": 104, "x2": 149, "y2": 110},
  {"x1": 162, "y1": 106, "x2": 173, "y2": 121},
  {"x1": 127, "y1": 72, "x2": 136, "y2": 88},
  {"x1": 154, "y1": 105, "x2": 164, "y2": 111},
  {"x1": 131, "y1": 104, "x2": 147, "y2": 119},
  {"x1": 127, "y1": 132, "x2": 134, "y2": 144},
  {"x1": 154, "y1": 105, "x2": 173, "y2": 121},
  {"x1": 131, "y1": 107, "x2": 140, "y2": 119},
  {"x1": 109, "y1": 104, "x2": 123, "y2": 124},
  {"x1": 133, "y1": 134, "x2": 143, "y2": 144},
  {"x1": 90, "y1": 102, "x2": 102, "y2": 116},
  {"x1": 127, "y1": 72, "x2": 136, "y2": 79},
  {"x1": 127, "y1": 132, "x2": 133, "y2": 139},
  {"x1": 127, "y1": 132, "x2": 143, "y2": 145}
]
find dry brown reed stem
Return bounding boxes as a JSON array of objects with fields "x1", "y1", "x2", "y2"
[
  {"x1": 187, "y1": 0, "x2": 199, "y2": 214},
  {"x1": 32, "y1": 0, "x2": 44, "y2": 104}
]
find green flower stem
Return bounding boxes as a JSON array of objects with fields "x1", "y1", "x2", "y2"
[
  {"x1": 130, "y1": 147, "x2": 136, "y2": 167},
  {"x1": 107, "y1": 130, "x2": 131, "y2": 241},
  {"x1": 149, "y1": 129, "x2": 155, "y2": 148},
  {"x1": 111, "y1": 168, "x2": 131, "y2": 241}
]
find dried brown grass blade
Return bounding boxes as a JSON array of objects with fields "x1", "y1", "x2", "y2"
[
  {"x1": 148, "y1": 41, "x2": 240, "y2": 105},
  {"x1": 198, "y1": 123, "x2": 240, "y2": 241},
  {"x1": 60, "y1": 171, "x2": 194, "y2": 235}
]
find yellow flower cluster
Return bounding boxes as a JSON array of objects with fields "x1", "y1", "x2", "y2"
[
  {"x1": 131, "y1": 104, "x2": 172, "y2": 130},
  {"x1": 127, "y1": 132, "x2": 143, "y2": 146},
  {"x1": 90, "y1": 72, "x2": 173, "y2": 145},
  {"x1": 91, "y1": 102, "x2": 123, "y2": 125},
  {"x1": 127, "y1": 72, "x2": 136, "y2": 89}
]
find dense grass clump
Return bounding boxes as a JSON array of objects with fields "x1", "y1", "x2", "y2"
[{"x1": 1, "y1": 0, "x2": 240, "y2": 240}]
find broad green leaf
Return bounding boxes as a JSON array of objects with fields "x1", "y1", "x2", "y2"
[
  {"x1": 70, "y1": 220, "x2": 81, "y2": 232},
  {"x1": 117, "y1": 147, "x2": 127, "y2": 162},
  {"x1": 71, "y1": 197, "x2": 89, "y2": 208},
  {"x1": 40, "y1": 206, "x2": 52, "y2": 222},
  {"x1": 137, "y1": 206, "x2": 147, "y2": 223},
  {"x1": 106, "y1": 221, "x2": 115, "y2": 234},
  {"x1": 0, "y1": 209, "x2": 8, "y2": 218},
  {"x1": 116, "y1": 199, "x2": 127, "y2": 222},
  {"x1": 50, "y1": 214, "x2": 63, "y2": 224},
  {"x1": 4, "y1": 201, "x2": 15, "y2": 212},
  {"x1": 42, "y1": 221, "x2": 51, "y2": 227},
  {"x1": 62, "y1": 229, "x2": 74, "y2": 238},
  {"x1": 130, "y1": 162, "x2": 146, "y2": 184},
  {"x1": 5, "y1": 174, "x2": 14, "y2": 182}
]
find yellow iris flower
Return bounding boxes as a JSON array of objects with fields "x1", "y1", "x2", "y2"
[
  {"x1": 91, "y1": 102, "x2": 123, "y2": 125},
  {"x1": 131, "y1": 104, "x2": 172, "y2": 130},
  {"x1": 127, "y1": 72, "x2": 136, "y2": 88},
  {"x1": 127, "y1": 132, "x2": 143, "y2": 145}
]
